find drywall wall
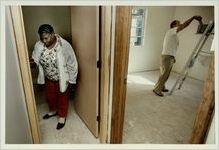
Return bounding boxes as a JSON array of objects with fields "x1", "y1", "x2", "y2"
[
  {"x1": 128, "y1": 6, "x2": 175, "y2": 73},
  {"x1": 172, "y1": 6, "x2": 214, "y2": 81},
  {"x1": 22, "y1": 6, "x2": 72, "y2": 56},
  {"x1": 6, "y1": 8, "x2": 32, "y2": 144}
]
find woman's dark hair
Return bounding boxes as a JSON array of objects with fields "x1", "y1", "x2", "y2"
[
  {"x1": 38, "y1": 24, "x2": 54, "y2": 34},
  {"x1": 170, "y1": 20, "x2": 178, "y2": 28}
]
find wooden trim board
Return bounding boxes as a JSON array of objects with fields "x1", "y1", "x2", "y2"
[
  {"x1": 190, "y1": 54, "x2": 215, "y2": 144},
  {"x1": 9, "y1": 6, "x2": 41, "y2": 144},
  {"x1": 110, "y1": 6, "x2": 132, "y2": 144},
  {"x1": 99, "y1": 6, "x2": 112, "y2": 143}
]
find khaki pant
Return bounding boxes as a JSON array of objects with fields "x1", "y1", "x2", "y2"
[{"x1": 154, "y1": 55, "x2": 175, "y2": 93}]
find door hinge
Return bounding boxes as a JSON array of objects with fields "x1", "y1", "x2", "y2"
[
  {"x1": 97, "y1": 115, "x2": 100, "y2": 122},
  {"x1": 97, "y1": 60, "x2": 101, "y2": 69}
]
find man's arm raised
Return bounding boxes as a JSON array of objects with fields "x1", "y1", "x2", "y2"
[{"x1": 177, "y1": 16, "x2": 202, "y2": 32}]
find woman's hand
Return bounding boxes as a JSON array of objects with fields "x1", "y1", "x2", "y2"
[
  {"x1": 30, "y1": 58, "x2": 36, "y2": 68},
  {"x1": 68, "y1": 82, "x2": 77, "y2": 92}
]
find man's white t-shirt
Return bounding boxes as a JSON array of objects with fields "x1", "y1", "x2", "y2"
[{"x1": 162, "y1": 27, "x2": 179, "y2": 57}]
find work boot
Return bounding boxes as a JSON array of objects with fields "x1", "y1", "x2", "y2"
[
  {"x1": 162, "y1": 88, "x2": 169, "y2": 92},
  {"x1": 153, "y1": 90, "x2": 164, "y2": 97}
]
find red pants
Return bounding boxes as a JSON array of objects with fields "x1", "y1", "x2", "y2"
[{"x1": 45, "y1": 79, "x2": 69, "y2": 117}]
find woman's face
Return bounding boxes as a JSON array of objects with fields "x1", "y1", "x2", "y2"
[{"x1": 40, "y1": 33, "x2": 55, "y2": 47}]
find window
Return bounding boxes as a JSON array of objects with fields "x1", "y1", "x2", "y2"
[{"x1": 130, "y1": 8, "x2": 146, "y2": 47}]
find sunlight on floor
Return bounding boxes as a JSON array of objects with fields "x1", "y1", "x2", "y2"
[{"x1": 127, "y1": 74, "x2": 155, "y2": 85}]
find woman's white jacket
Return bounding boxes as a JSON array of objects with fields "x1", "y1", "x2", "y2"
[{"x1": 32, "y1": 35, "x2": 78, "y2": 93}]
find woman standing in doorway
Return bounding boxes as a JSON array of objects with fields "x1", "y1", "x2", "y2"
[{"x1": 30, "y1": 24, "x2": 78, "y2": 130}]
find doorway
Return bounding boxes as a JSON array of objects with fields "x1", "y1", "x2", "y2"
[
  {"x1": 110, "y1": 6, "x2": 215, "y2": 144},
  {"x1": 22, "y1": 6, "x2": 99, "y2": 143},
  {"x1": 10, "y1": 5, "x2": 108, "y2": 144}
]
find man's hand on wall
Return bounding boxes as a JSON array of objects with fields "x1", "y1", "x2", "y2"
[{"x1": 193, "y1": 16, "x2": 202, "y2": 21}]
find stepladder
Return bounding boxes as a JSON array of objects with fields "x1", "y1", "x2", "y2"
[{"x1": 169, "y1": 20, "x2": 214, "y2": 95}]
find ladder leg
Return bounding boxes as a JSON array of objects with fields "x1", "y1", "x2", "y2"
[
  {"x1": 168, "y1": 20, "x2": 213, "y2": 95},
  {"x1": 177, "y1": 36, "x2": 209, "y2": 90},
  {"x1": 169, "y1": 61, "x2": 190, "y2": 95},
  {"x1": 169, "y1": 75, "x2": 182, "y2": 95},
  {"x1": 178, "y1": 71, "x2": 189, "y2": 90}
]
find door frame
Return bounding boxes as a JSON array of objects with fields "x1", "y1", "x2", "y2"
[
  {"x1": 109, "y1": 6, "x2": 215, "y2": 144},
  {"x1": 99, "y1": 6, "x2": 112, "y2": 143},
  {"x1": 190, "y1": 54, "x2": 215, "y2": 144},
  {"x1": 9, "y1": 6, "x2": 41, "y2": 144},
  {"x1": 109, "y1": 6, "x2": 132, "y2": 144},
  {"x1": 9, "y1": 5, "x2": 111, "y2": 144}
]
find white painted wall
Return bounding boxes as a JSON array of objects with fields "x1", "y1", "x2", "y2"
[
  {"x1": 128, "y1": 6, "x2": 175, "y2": 73},
  {"x1": 6, "y1": 8, "x2": 32, "y2": 144},
  {"x1": 172, "y1": 6, "x2": 214, "y2": 81}
]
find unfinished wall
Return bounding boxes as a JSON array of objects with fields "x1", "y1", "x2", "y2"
[
  {"x1": 6, "y1": 8, "x2": 32, "y2": 144},
  {"x1": 172, "y1": 6, "x2": 214, "y2": 81},
  {"x1": 128, "y1": 6, "x2": 175, "y2": 73}
]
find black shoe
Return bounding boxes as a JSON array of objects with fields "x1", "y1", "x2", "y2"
[
  {"x1": 43, "y1": 112, "x2": 58, "y2": 119},
  {"x1": 162, "y1": 89, "x2": 169, "y2": 92},
  {"x1": 56, "y1": 118, "x2": 66, "y2": 130},
  {"x1": 153, "y1": 90, "x2": 164, "y2": 97}
]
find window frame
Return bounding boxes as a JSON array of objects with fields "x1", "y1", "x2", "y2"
[{"x1": 130, "y1": 7, "x2": 147, "y2": 48}]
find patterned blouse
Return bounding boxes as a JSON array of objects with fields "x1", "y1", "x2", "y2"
[{"x1": 39, "y1": 43, "x2": 59, "y2": 81}]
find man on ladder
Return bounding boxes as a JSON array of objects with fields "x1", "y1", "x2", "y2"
[{"x1": 153, "y1": 15, "x2": 202, "y2": 97}]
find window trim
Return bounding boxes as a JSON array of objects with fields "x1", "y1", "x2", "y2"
[{"x1": 130, "y1": 7, "x2": 147, "y2": 47}]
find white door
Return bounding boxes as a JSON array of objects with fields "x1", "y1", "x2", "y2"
[{"x1": 70, "y1": 6, "x2": 99, "y2": 137}]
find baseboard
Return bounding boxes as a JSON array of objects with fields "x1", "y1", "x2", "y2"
[{"x1": 128, "y1": 69, "x2": 160, "y2": 74}]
